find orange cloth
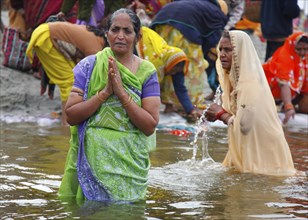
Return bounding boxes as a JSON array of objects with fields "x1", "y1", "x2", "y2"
[
  {"x1": 235, "y1": 16, "x2": 260, "y2": 31},
  {"x1": 49, "y1": 22, "x2": 105, "y2": 56},
  {"x1": 8, "y1": 6, "x2": 27, "y2": 40},
  {"x1": 263, "y1": 32, "x2": 308, "y2": 100}
]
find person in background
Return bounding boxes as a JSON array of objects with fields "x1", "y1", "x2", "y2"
[
  {"x1": 26, "y1": 21, "x2": 105, "y2": 125},
  {"x1": 203, "y1": 0, "x2": 243, "y2": 100},
  {"x1": 205, "y1": 30, "x2": 296, "y2": 176},
  {"x1": 150, "y1": 0, "x2": 227, "y2": 110},
  {"x1": 129, "y1": 0, "x2": 171, "y2": 23},
  {"x1": 263, "y1": 32, "x2": 308, "y2": 124},
  {"x1": 6, "y1": 0, "x2": 26, "y2": 37},
  {"x1": 260, "y1": 0, "x2": 300, "y2": 61},
  {"x1": 127, "y1": 0, "x2": 152, "y2": 26},
  {"x1": 56, "y1": 0, "x2": 105, "y2": 27},
  {"x1": 58, "y1": 8, "x2": 160, "y2": 201},
  {"x1": 103, "y1": 0, "x2": 130, "y2": 17},
  {"x1": 234, "y1": 0, "x2": 263, "y2": 40},
  {"x1": 136, "y1": 26, "x2": 202, "y2": 122},
  {"x1": 96, "y1": 1, "x2": 201, "y2": 121},
  {"x1": 223, "y1": 0, "x2": 245, "y2": 31},
  {"x1": 5, "y1": 0, "x2": 77, "y2": 78},
  {"x1": 0, "y1": 0, "x2": 8, "y2": 32},
  {"x1": 204, "y1": 0, "x2": 229, "y2": 100},
  {"x1": 146, "y1": 0, "x2": 172, "y2": 17},
  {"x1": 8, "y1": 0, "x2": 77, "y2": 41}
]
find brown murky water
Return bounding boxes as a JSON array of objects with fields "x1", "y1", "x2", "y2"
[{"x1": 0, "y1": 115, "x2": 307, "y2": 220}]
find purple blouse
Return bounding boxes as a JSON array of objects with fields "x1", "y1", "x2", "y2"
[{"x1": 73, "y1": 55, "x2": 160, "y2": 99}]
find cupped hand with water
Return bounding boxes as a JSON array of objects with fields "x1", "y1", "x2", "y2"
[
  {"x1": 205, "y1": 103, "x2": 222, "y2": 122},
  {"x1": 186, "y1": 108, "x2": 203, "y2": 123}
]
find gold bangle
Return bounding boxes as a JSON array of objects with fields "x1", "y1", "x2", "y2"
[
  {"x1": 96, "y1": 90, "x2": 105, "y2": 102},
  {"x1": 122, "y1": 95, "x2": 132, "y2": 107}
]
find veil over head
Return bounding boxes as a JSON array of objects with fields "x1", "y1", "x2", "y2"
[{"x1": 215, "y1": 30, "x2": 296, "y2": 176}]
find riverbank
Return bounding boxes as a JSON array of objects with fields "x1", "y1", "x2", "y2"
[
  {"x1": 0, "y1": 56, "x2": 63, "y2": 120},
  {"x1": 1, "y1": 9, "x2": 306, "y2": 129},
  {"x1": 0, "y1": 9, "x2": 63, "y2": 124}
]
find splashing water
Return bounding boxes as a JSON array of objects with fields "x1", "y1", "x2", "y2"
[
  {"x1": 213, "y1": 86, "x2": 222, "y2": 106},
  {"x1": 189, "y1": 86, "x2": 222, "y2": 162}
]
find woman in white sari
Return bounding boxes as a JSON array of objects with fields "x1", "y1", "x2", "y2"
[{"x1": 205, "y1": 30, "x2": 296, "y2": 176}]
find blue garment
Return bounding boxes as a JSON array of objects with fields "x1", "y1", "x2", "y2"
[
  {"x1": 150, "y1": 0, "x2": 227, "y2": 93},
  {"x1": 261, "y1": 0, "x2": 300, "y2": 40},
  {"x1": 260, "y1": 0, "x2": 300, "y2": 61},
  {"x1": 150, "y1": 0, "x2": 227, "y2": 45},
  {"x1": 205, "y1": 65, "x2": 219, "y2": 92},
  {"x1": 172, "y1": 72, "x2": 194, "y2": 113}
]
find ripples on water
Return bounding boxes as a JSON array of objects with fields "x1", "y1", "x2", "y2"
[{"x1": 0, "y1": 113, "x2": 307, "y2": 219}]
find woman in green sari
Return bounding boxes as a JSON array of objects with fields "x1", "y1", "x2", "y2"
[{"x1": 58, "y1": 8, "x2": 161, "y2": 202}]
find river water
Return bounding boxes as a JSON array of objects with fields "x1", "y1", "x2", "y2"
[{"x1": 0, "y1": 112, "x2": 307, "y2": 220}]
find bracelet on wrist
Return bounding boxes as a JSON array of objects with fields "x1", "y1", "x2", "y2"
[
  {"x1": 96, "y1": 90, "x2": 105, "y2": 102},
  {"x1": 215, "y1": 109, "x2": 227, "y2": 121},
  {"x1": 221, "y1": 114, "x2": 231, "y2": 124},
  {"x1": 122, "y1": 95, "x2": 133, "y2": 107}
]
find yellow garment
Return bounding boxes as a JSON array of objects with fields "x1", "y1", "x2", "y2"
[
  {"x1": 216, "y1": 30, "x2": 296, "y2": 176},
  {"x1": 217, "y1": 0, "x2": 228, "y2": 15},
  {"x1": 26, "y1": 23, "x2": 75, "y2": 101},
  {"x1": 154, "y1": 25, "x2": 209, "y2": 109},
  {"x1": 136, "y1": 26, "x2": 189, "y2": 83}
]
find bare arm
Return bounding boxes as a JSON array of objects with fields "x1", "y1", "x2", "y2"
[
  {"x1": 224, "y1": 0, "x2": 245, "y2": 31},
  {"x1": 66, "y1": 56, "x2": 160, "y2": 136},
  {"x1": 280, "y1": 83, "x2": 295, "y2": 124},
  {"x1": 66, "y1": 88, "x2": 160, "y2": 135},
  {"x1": 65, "y1": 87, "x2": 112, "y2": 125},
  {"x1": 205, "y1": 103, "x2": 232, "y2": 125},
  {"x1": 66, "y1": 65, "x2": 113, "y2": 125},
  {"x1": 120, "y1": 93, "x2": 160, "y2": 136}
]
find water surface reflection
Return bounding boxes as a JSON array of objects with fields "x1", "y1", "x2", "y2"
[{"x1": 0, "y1": 117, "x2": 307, "y2": 219}]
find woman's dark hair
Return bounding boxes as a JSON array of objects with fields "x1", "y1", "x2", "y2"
[
  {"x1": 107, "y1": 8, "x2": 141, "y2": 39},
  {"x1": 86, "y1": 25, "x2": 105, "y2": 37},
  {"x1": 221, "y1": 30, "x2": 230, "y2": 39},
  {"x1": 297, "y1": 35, "x2": 308, "y2": 44}
]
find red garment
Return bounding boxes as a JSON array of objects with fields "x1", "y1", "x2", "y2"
[
  {"x1": 22, "y1": 0, "x2": 77, "y2": 30},
  {"x1": 147, "y1": 0, "x2": 172, "y2": 17},
  {"x1": 263, "y1": 32, "x2": 308, "y2": 100}
]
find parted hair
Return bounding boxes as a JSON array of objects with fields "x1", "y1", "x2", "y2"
[{"x1": 107, "y1": 8, "x2": 141, "y2": 39}]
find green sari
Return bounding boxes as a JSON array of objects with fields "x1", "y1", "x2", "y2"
[{"x1": 59, "y1": 47, "x2": 157, "y2": 201}]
